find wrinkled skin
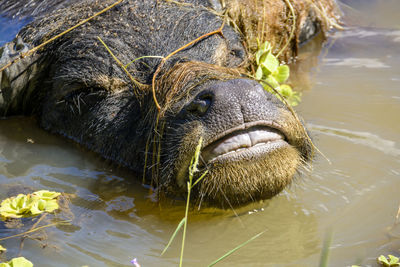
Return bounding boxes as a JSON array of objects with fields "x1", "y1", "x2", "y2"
[{"x1": 0, "y1": 0, "x2": 329, "y2": 207}]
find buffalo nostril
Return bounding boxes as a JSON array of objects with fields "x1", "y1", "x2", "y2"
[{"x1": 185, "y1": 94, "x2": 212, "y2": 116}]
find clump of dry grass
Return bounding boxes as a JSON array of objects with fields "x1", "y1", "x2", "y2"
[{"x1": 221, "y1": 0, "x2": 341, "y2": 64}]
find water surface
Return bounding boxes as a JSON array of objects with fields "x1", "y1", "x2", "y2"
[{"x1": 0, "y1": 1, "x2": 399, "y2": 266}]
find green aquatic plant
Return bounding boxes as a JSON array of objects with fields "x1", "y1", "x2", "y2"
[
  {"x1": 0, "y1": 245, "x2": 5, "y2": 252},
  {"x1": 0, "y1": 190, "x2": 61, "y2": 219},
  {"x1": 161, "y1": 137, "x2": 208, "y2": 267},
  {"x1": 254, "y1": 40, "x2": 301, "y2": 106},
  {"x1": 162, "y1": 138, "x2": 264, "y2": 266},
  {"x1": 0, "y1": 257, "x2": 33, "y2": 267},
  {"x1": 378, "y1": 255, "x2": 400, "y2": 267}
]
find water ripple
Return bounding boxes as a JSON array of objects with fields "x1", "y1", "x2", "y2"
[
  {"x1": 308, "y1": 123, "x2": 400, "y2": 157},
  {"x1": 323, "y1": 57, "x2": 390, "y2": 68}
]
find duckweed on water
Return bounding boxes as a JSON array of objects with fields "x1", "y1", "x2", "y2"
[{"x1": 0, "y1": 190, "x2": 61, "y2": 219}]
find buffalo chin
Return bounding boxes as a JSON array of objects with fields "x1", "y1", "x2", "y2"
[{"x1": 192, "y1": 145, "x2": 301, "y2": 208}]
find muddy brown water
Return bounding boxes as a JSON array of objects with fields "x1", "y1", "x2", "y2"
[{"x1": 1, "y1": 1, "x2": 399, "y2": 266}]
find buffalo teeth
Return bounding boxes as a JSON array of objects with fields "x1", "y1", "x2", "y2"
[{"x1": 201, "y1": 127, "x2": 286, "y2": 162}]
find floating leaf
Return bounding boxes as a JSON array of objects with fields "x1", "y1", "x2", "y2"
[
  {"x1": 0, "y1": 244, "x2": 6, "y2": 252},
  {"x1": 273, "y1": 65, "x2": 290, "y2": 83},
  {"x1": 0, "y1": 190, "x2": 61, "y2": 219},
  {"x1": 378, "y1": 255, "x2": 390, "y2": 266},
  {"x1": 379, "y1": 255, "x2": 400, "y2": 267},
  {"x1": 0, "y1": 257, "x2": 33, "y2": 267},
  {"x1": 0, "y1": 195, "x2": 32, "y2": 218},
  {"x1": 388, "y1": 255, "x2": 400, "y2": 265},
  {"x1": 43, "y1": 199, "x2": 59, "y2": 213},
  {"x1": 32, "y1": 190, "x2": 60, "y2": 200}
]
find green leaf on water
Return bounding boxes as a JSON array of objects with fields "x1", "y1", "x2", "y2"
[
  {"x1": 0, "y1": 190, "x2": 61, "y2": 219},
  {"x1": 32, "y1": 190, "x2": 60, "y2": 200},
  {"x1": 379, "y1": 255, "x2": 390, "y2": 266},
  {"x1": 388, "y1": 255, "x2": 400, "y2": 264},
  {"x1": 44, "y1": 199, "x2": 59, "y2": 213},
  {"x1": 29, "y1": 199, "x2": 43, "y2": 216},
  {"x1": 378, "y1": 255, "x2": 400, "y2": 267},
  {"x1": 0, "y1": 195, "x2": 32, "y2": 218},
  {"x1": 0, "y1": 257, "x2": 33, "y2": 267},
  {"x1": 0, "y1": 244, "x2": 6, "y2": 252}
]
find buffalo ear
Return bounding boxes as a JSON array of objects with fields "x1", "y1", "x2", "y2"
[{"x1": 0, "y1": 36, "x2": 44, "y2": 116}]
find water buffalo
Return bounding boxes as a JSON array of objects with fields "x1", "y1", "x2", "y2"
[{"x1": 0, "y1": 0, "x2": 339, "y2": 207}]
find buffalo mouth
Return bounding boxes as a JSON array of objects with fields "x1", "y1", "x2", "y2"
[{"x1": 201, "y1": 122, "x2": 288, "y2": 164}]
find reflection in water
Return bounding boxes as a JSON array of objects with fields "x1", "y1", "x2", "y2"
[{"x1": 1, "y1": 0, "x2": 400, "y2": 266}]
